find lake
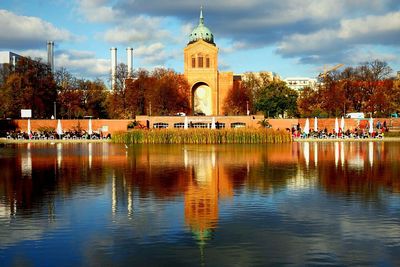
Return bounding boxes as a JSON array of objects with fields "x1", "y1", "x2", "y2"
[{"x1": 0, "y1": 142, "x2": 400, "y2": 266}]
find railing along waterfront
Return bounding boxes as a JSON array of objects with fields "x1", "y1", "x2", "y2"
[{"x1": 112, "y1": 128, "x2": 292, "y2": 144}]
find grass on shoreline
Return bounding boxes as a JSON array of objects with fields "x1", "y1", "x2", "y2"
[{"x1": 112, "y1": 128, "x2": 292, "y2": 144}]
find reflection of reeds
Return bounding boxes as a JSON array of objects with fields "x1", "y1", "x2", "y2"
[{"x1": 112, "y1": 129, "x2": 292, "y2": 144}]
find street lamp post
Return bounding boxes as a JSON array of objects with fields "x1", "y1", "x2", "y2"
[
  {"x1": 54, "y1": 101, "x2": 56, "y2": 119},
  {"x1": 149, "y1": 101, "x2": 152, "y2": 116}
]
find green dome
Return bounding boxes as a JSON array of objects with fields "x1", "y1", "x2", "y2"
[{"x1": 188, "y1": 8, "x2": 215, "y2": 45}]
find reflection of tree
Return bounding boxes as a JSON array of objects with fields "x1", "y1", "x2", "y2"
[
  {"x1": 299, "y1": 142, "x2": 400, "y2": 200},
  {"x1": 0, "y1": 144, "x2": 116, "y2": 217},
  {"x1": 1, "y1": 142, "x2": 400, "y2": 227}
]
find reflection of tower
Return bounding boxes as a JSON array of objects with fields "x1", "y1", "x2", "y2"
[
  {"x1": 88, "y1": 143, "x2": 92, "y2": 169},
  {"x1": 56, "y1": 143, "x2": 62, "y2": 169},
  {"x1": 184, "y1": 148, "x2": 233, "y2": 244},
  {"x1": 184, "y1": 170, "x2": 219, "y2": 243},
  {"x1": 111, "y1": 172, "x2": 133, "y2": 216},
  {"x1": 112, "y1": 173, "x2": 117, "y2": 214},
  {"x1": 314, "y1": 142, "x2": 318, "y2": 167},
  {"x1": 21, "y1": 143, "x2": 32, "y2": 178}
]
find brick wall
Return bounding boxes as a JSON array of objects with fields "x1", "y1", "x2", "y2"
[
  {"x1": 14, "y1": 119, "x2": 133, "y2": 134},
  {"x1": 12, "y1": 117, "x2": 400, "y2": 133}
]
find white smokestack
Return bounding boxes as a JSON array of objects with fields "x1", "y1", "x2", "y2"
[
  {"x1": 47, "y1": 41, "x2": 54, "y2": 72},
  {"x1": 126, "y1": 47, "x2": 133, "y2": 78},
  {"x1": 110, "y1": 47, "x2": 117, "y2": 90}
]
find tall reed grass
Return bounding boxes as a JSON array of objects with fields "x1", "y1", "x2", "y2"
[{"x1": 112, "y1": 128, "x2": 292, "y2": 144}]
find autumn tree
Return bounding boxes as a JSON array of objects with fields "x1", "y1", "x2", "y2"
[
  {"x1": 55, "y1": 68, "x2": 81, "y2": 118},
  {"x1": 299, "y1": 60, "x2": 397, "y2": 117},
  {"x1": 223, "y1": 79, "x2": 252, "y2": 115},
  {"x1": 148, "y1": 68, "x2": 190, "y2": 115},
  {"x1": 108, "y1": 67, "x2": 190, "y2": 118},
  {"x1": 0, "y1": 57, "x2": 57, "y2": 118},
  {"x1": 55, "y1": 68, "x2": 109, "y2": 118},
  {"x1": 297, "y1": 86, "x2": 322, "y2": 117},
  {"x1": 78, "y1": 79, "x2": 109, "y2": 118},
  {"x1": 107, "y1": 63, "x2": 131, "y2": 118},
  {"x1": 125, "y1": 69, "x2": 152, "y2": 116}
]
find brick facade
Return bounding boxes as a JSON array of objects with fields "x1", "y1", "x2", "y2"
[{"x1": 184, "y1": 40, "x2": 232, "y2": 116}]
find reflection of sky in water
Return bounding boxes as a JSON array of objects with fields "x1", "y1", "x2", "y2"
[{"x1": 0, "y1": 143, "x2": 400, "y2": 266}]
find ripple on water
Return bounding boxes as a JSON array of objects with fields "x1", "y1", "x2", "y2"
[{"x1": 305, "y1": 252, "x2": 344, "y2": 266}]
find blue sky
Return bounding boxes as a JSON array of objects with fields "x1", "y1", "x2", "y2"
[{"x1": 1, "y1": 0, "x2": 399, "y2": 83}]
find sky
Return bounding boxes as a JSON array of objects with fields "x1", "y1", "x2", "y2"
[{"x1": 0, "y1": 0, "x2": 399, "y2": 85}]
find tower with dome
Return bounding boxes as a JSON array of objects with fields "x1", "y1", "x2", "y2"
[{"x1": 184, "y1": 7, "x2": 233, "y2": 116}]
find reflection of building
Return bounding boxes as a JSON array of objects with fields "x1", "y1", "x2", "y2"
[
  {"x1": 184, "y1": 8, "x2": 233, "y2": 115},
  {"x1": 183, "y1": 148, "x2": 233, "y2": 243}
]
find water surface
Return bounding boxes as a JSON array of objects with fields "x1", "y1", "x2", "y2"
[{"x1": 0, "y1": 142, "x2": 400, "y2": 266}]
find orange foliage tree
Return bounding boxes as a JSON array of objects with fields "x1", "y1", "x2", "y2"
[
  {"x1": 0, "y1": 57, "x2": 57, "y2": 118},
  {"x1": 110, "y1": 68, "x2": 190, "y2": 118},
  {"x1": 298, "y1": 60, "x2": 398, "y2": 117},
  {"x1": 223, "y1": 79, "x2": 252, "y2": 115}
]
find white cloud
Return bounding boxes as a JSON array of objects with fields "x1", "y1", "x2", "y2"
[
  {"x1": 16, "y1": 49, "x2": 110, "y2": 78},
  {"x1": 0, "y1": 9, "x2": 74, "y2": 49},
  {"x1": 56, "y1": 50, "x2": 110, "y2": 77},
  {"x1": 77, "y1": 0, "x2": 121, "y2": 23},
  {"x1": 277, "y1": 11, "x2": 400, "y2": 58},
  {"x1": 135, "y1": 43, "x2": 175, "y2": 65},
  {"x1": 101, "y1": 16, "x2": 171, "y2": 44},
  {"x1": 345, "y1": 48, "x2": 398, "y2": 65},
  {"x1": 339, "y1": 12, "x2": 400, "y2": 40},
  {"x1": 220, "y1": 41, "x2": 249, "y2": 54}
]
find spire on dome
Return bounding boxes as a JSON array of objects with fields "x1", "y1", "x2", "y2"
[
  {"x1": 188, "y1": 6, "x2": 215, "y2": 45},
  {"x1": 199, "y1": 6, "x2": 204, "y2": 25}
]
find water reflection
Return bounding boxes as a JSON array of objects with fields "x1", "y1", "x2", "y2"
[
  {"x1": 0, "y1": 142, "x2": 400, "y2": 266},
  {"x1": 1, "y1": 142, "x2": 400, "y2": 219}
]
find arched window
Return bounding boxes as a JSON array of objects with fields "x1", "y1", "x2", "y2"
[
  {"x1": 197, "y1": 54, "x2": 203, "y2": 68},
  {"x1": 205, "y1": 56, "x2": 210, "y2": 68},
  {"x1": 191, "y1": 56, "x2": 196, "y2": 68}
]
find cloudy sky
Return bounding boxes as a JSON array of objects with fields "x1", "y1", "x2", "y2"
[{"x1": 1, "y1": 0, "x2": 399, "y2": 84}]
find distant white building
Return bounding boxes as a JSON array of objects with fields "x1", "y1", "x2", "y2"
[
  {"x1": 237, "y1": 71, "x2": 281, "y2": 83},
  {"x1": 284, "y1": 77, "x2": 317, "y2": 91},
  {"x1": 0, "y1": 51, "x2": 23, "y2": 68}
]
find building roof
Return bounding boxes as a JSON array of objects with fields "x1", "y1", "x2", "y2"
[{"x1": 188, "y1": 7, "x2": 215, "y2": 45}]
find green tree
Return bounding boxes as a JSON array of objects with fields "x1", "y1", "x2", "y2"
[{"x1": 254, "y1": 81, "x2": 298, "y2": 118}]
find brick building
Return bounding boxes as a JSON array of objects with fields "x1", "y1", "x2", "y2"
[{"x1": 184, "y1": 8, "x2": 233, "y2": 116}]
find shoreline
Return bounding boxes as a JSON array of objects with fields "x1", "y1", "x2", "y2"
[
  {"x1": 294, "y1": 137, "x2": 400, "y2": 142},
  {"x1": 1, "y1": 137, "x2": 400, "y2": 144},
  {"x1": 0, "y1": 138, "x2": 111, "y2": 144}
]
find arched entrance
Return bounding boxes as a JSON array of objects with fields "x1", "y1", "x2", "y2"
[{"x1": 193, "y1": 83, "x2": 212, "y2": 115}]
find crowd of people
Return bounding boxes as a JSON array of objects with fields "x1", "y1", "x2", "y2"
[
  {"x1": 5, "y1": 130, "x2": 111, "y2": 140},
  {"x1": 291, "y1": 120, "x2": 388, "y2": 139}
]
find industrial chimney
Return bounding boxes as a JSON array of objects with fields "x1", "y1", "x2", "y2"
[
  {"x1": 126, "y1": 47, "x2": 133, "y2": 78},
  {"x1": 47, "y1": 41, "x2": 54, "y2": 72},
  {"x1": 110, "y1": 47, "x2": 117, "y2": 90}
]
